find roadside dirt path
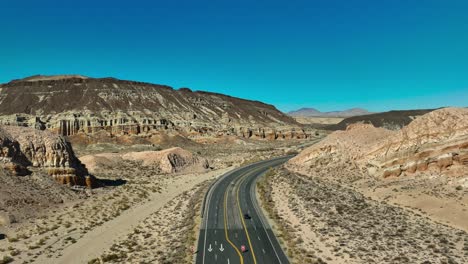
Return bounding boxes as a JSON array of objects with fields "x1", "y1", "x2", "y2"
[{"x1": 35, "y1": 167, "x2": 231, "y2": 264}]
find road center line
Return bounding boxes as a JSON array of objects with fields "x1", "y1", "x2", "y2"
[
  {"x1": 236, "y1": 168, "x2": 265, "y2": 264},
  {"x1": 224, "y1": 189, "x2": 244, "y2": 264}
]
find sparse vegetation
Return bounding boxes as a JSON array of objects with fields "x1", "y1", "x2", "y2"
[
  {"x1": 97, "y1": 180, "x2": 211, "y2": 263},
  {"x1": 259, "y1": 167, "x2": 468, "y2": 263},
  {"x1": 0, "y1": 138, "x2": 313, "y2": 263},
  {"x1": 6, "y1": 237, "x2": 18, "y2": 243}
]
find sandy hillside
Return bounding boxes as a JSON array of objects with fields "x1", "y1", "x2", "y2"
[
  {"x1": 259, "y1": 108, "x2": 468, "y2": 263},
  {"x1": 288, "y1": 107, "x2": 468, "y2": 178},
  {"x1": 80, "y1": 147, "x2": 209, "y2": 174}
]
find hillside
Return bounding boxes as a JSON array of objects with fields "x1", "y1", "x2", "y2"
[
  {"x1": 272, "y1": 108, "x2": 468, "y2": 262},
  {"x1": 325, "y1": 108, "x2": 435, "y2": 130},
  {"x1": 0, "y1": 75, "x2": 308, "y2": 141}
]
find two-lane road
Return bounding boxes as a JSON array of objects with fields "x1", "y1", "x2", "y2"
[{"x1": 196, "y1": 157, "x2": 291, "y2": 264}]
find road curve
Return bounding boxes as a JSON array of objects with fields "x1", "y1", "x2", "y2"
[{"x1": 196, "y1": 157, "x2": 291, "y2": 264}]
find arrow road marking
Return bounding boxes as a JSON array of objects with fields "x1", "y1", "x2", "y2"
[
  {"x1": 220, "y1": 243, "x2": 225, "y2": 252},
  {"x1": 215, "y1": 241, "x2": 217, "y2": 245},
  {"x1": 208, "y1": 244, "x2": 213, "y2": 252}
]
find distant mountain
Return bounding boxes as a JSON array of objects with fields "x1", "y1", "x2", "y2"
[
  {"x1": 325, "y1": 109, "x2": 436, "y2": 131},
  {"x1": 288, "y1": 108, "x2": 371, "y2": 117}
]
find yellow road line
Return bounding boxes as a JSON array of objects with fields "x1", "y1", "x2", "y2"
[
  {"x1": 223, "y1": 162, "x2": 273, "y2": 264},
  {"x1": 224, "y1": 189, "x2": 244, "y2": 264},
  {"x1": 236, "y1": 167, "x2": 265, "y2": 264}
]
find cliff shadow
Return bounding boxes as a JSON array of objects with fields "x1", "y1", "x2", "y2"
[{"x1": 96, "y1": 178, "x2": 127, "y2": 187}]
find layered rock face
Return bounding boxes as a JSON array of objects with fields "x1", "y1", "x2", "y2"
[
  {"x1": 0, "y1": 76, "x2": 308, "y2": 140},
  {"x1": 80, "y1": 147, "x2": 209, "y2": 174},
  {"x1": 288, "y1": 108, "x2": 468, "y2": 178},
  {"x1": 372, "y1": 108, "x2": 468, "y2": 177},
  {"x1": 0, "y1": 125, "x2": 95, "y2": 187}
]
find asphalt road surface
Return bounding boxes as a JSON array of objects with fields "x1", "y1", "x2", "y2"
[{"x1": 196, "y1": 157, "x2": 291, "y2": 264}]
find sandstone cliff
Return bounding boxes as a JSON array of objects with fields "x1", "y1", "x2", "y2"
[
  {"x1": 80, "y1": 147, "x2": 209, "y2": 174},
  {"x1": 0, "y1": 125, "x2": 95, "y2": 187},
  {"x1": 0, "y1": 75, "x2": 309, "y2": 141},
  {"x1": 288, "y1": 108, "x2": 468, "y2": 178}
]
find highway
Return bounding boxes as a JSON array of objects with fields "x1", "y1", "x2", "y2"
[{"x1": 195, "y1": 157, "x2": 291, "y2": 264}]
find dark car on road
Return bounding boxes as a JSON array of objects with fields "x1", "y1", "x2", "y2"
[{"x1": 244, "y1": 213, "x2": 251, "y2": 219}]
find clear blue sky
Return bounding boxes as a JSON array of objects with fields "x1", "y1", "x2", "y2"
[{"x1": 1, "y1": 0, "x2": 467, "y2": 112}]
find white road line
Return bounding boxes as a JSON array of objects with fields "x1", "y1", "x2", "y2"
[
  {"x1": 249, "y1": 166, "x2": 285, "y2": 264},
  {"x1": 200, "y1": 159, "x2": 289, "y2": 264},
  {"x1": 203, "y1": 171, "x2": 224, "y2": 264},
  {"x1": 202, "y1": 184, "x2": 212, "y2": 263},
  {"x1": 202, "y1": 166, "x2": 245, "y2": 264}
]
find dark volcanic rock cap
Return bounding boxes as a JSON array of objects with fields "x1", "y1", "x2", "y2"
[{"x1": 0, "y1": 75, "x2": 296, "y2": 126}]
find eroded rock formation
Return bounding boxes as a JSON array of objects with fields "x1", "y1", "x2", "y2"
[
  {"x1": 0, "y1": 76, "x2": 309, "y2": 141},
  {"x1": 0, "y1": 125, "x2": 95, "y2": 187},
  {"x1": 80, "y1": 147, "x2": 209, "y2": 174},
  {"x1": 288, "y1": 108, "x2": 468, "y2": 178}
]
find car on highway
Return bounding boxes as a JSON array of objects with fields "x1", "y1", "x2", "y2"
[
  {"x1": 243, "y1": 213, "x2": 251, "y2": 219},
  {"x1": 241, "y1": 245, "x2": 247, "y2": 252}
]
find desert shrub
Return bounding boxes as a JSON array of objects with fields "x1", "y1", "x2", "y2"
[
  {"x1": 0, "y1": 256, "x2": 14, "y2": 264},
  {"x1": 101, "y1": 253, "x2": 121, "y2": 262}
]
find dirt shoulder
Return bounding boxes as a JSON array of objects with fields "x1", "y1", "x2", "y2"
[{"x1": 42, "y1": 168, "x2": 229, "y2": 264}]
